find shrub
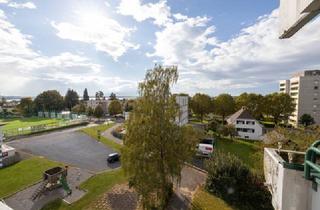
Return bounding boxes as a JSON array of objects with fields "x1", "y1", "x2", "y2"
[{"x1": 205, "y1": 151, "x2": 273, "y2": 210}]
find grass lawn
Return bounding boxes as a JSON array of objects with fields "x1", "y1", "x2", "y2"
[
  {"x1": 81, "y1": 123, "x2": 123, "y2": 152},
  {"x1": 41, "y1": 169, "x2": 126, "y2": 210},
  {"x1": 0, "y1": 157, "x2": 62, "y2": 198},
  {"x1": 216, "y1": 138, "x2": 263, "y2": 173},
  {"x1": 1, "y1": 117, "x2": 65, "y2": 131},
  {"x1": 192, "y1": 188, "x2": 234, "y2": 210}
]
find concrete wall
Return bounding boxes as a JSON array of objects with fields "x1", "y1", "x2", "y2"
[{"x1": 264, "y1": 148, "x2": 320, "y2": 210}]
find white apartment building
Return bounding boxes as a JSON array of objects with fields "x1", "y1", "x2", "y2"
[
  {"x1": 227, "y1": 107, "x2": 265, "y2": 140},
  {"x1": 175, "y1": 95, "x2": 188, "y2": 126},
  {"x1": 279, "y1": 70, "x2": 320, "y2": 126}
]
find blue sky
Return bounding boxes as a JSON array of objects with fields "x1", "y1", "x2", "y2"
[{"x1": 0, "y1": 0, "x2": 320, "y2": 97}]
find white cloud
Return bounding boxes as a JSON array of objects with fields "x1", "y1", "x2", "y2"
[
  {"x1": 0, "y1": 9, "x2": 137, "y2": 96},
  {"x1": 8, "y1": 1, "x2": 36, "y2": 9},
  {"x1": 149, "y1": 9, "x2": 320, "y2": 95},
  {"x1": 117, "y1": 0, "x2": 172, "y2": 26},
  {"x1": 52, "y1": 13, "x2": 139, "y2": 61},
  {"x1": 0, "y1": 0, "x2": 9, "y2": 4}
]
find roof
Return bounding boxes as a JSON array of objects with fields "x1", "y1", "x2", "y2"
[{"x1": 227, "y1": 107, "x2": 255, "y2": 124}]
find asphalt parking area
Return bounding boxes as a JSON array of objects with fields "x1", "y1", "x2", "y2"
[{"x1": 8, "y1": 131, "x2": 120, "y2": 172}]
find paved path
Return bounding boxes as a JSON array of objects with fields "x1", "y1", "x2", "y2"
[
  {"x1": 5, "y1": 167, "x2": 94, "y2": 210},
  {"x1": 102, "y1": 123, "x2": 123, "y2": 145},
  {"x1": 8, "y1": 131, "x2": 120, "y2": 172}
]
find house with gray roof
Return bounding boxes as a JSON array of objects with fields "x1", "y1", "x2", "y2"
[{"x1": 227, "y1": 107, "x2": 265, "y2": 140}]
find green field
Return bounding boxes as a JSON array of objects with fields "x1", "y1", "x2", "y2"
[
  {"x1": 192, "y1": 188, "x2": 234, "y2": 210},
  {"x1": 1, "y1": 117, "x2": 64, "y2": 131},
  {"x1": 81, "y1": 123, "x2": 122, "y2": 152},
  {"x1": 42, "y1": 169, "x2": 126, "y2": 210},
  {"x1": 0, "y1": 157, "x2": 62, "y2": 198},
  {"x1": 216, "y1": 138, "x2": 263, "y2": 173}
]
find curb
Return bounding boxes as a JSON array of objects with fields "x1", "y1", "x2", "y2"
[{"x1": 185, "y1": 162, "x2": 208, "y2": 174}]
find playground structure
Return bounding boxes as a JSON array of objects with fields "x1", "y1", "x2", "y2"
[{"x1": 31, "y1": 166, "x2": 72, "y2": 201}]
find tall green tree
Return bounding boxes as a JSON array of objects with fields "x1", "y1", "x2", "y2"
[
  {"x1": 235, "y1": 93, "x2": 265, "y2": 119},
  {"x1": 65, "y1": 89, "x2": 79, "y2": 110},
  {"x1": 190, "y1": 93, "x2": 213, "y2": 121},
  {"x1": 264, "y1": 93, "x2": 295, "y2": 124},
  {"x1": 109, "y1": 92, "x2": 117, "y2": 100},
  {"x1": 17, "y1": 97, "x2": 34, "y2": 117},
  {"x1": 71, "y1": 102, "x2": 86, "y2": 114},
  {"x1": 95, "y1": 91, "x2": 104, "y2": 101},
  {"x1": 108, "y1": 100, "x2": 122, "y2": 115},
  {"x1": 214, "y1": 93, "x2": 235, "y2": 123},
  {"x1": 122, "y1": 65, "x2": 199, "y2": 209},
  {"x1": 299, "y1": 114, "x2": 315, "y2": 127},
  {"x1": 93, "y1": 105, "x2": 104, "y2": 118},
  {"x1": 83, "y1": 88, "x2": 89, "y2": 101},
  {"x1": 34, "y1": 90, "x2": 64, "y2": 112}
]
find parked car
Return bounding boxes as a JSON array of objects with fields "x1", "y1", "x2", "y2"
[
  {"x1": 196, "y1": 138, "x2": 215, "y2": 157},
  {"x1": 107, "y1": 153, "x2": 120, "y2": 163}
]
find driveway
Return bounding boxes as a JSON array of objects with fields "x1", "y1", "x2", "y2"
[{"x1": 8, "y1": 131, "x2": 120, "y2": 172}]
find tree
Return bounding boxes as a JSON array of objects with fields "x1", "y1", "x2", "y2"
[
  {"x1": 235, "y1": 93, "x2": 265, "y2": 119},
  {"x1": 108, "y1": 100, "x2": 122, "y2": 116},
  {"x1": 65, "y1": 89, "x2": 79, "y2": 110},
  {"x1": 86, "y1": 106, "x2": 94, "y2": 116},
  {"x1": 124, "y1": 99, "x2": 135, "y2": 112},
  {"x1": 122, "y1": 65, "x2": 199, "y2": 209},
  {"x1": 214, "y1": 93, "x2": 235, "y2": 123},
  {"x1": 71, "y1": 102, "x2": 86, "y2": 114},
  {"x1": 109, "y1": 92, "x2": 117, "y2": 100},
  {"x1": 190, "y1": 93, "x2": 213, "y2": 121},
  {"x1": 95, "y1": 91, "x2": 105, "y2": 101},
  {"x1": 205, "y1": 152, "x2": 273, "y2": 210},
  {"x1": 217, "y1": 124, "x2": 237, "y2": 139},
  {"x1": 264, "y1": 93, "x2": 295, "y2": 125},
  {"x1": 34, "y1": 90, "x2": 64, "y2": 112},
  {"x1": 83, "y1": 88, "x2": 89, "y2": 101},
  {"x1": 94, "y1": 105, "x2": 104, "y2": 118},
  {"x1": 299, "y1": 114, "x2": 315, "y2": 127},
  {"x1": 17, "y1": 97, "x2": 34, "y2": 117}
]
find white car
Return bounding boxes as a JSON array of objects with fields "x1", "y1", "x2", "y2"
[{"x1": 196, "y1": 138, "x2": 215, "y2": 157}]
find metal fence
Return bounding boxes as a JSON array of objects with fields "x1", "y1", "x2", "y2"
[{"x1": 2, "y1": 119, "x2": 88, "y2": 138}]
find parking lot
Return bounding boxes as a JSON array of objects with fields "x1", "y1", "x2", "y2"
[{"x1": 8, "y1": 130, "x2": 120, "y2": 172}]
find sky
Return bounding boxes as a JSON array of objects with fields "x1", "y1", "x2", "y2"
[{"x1": 0, "y1": 0, "x2": 320, "y2": 97}]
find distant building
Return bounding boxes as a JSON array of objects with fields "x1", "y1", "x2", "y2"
[
  {"x1": 227, "y1": 107, "x2": 265, "y2": 140},
  {"x1": 280, "y1": 70, "x2": 320, "y2": 126},
  {"x1": 175, "y1": 95, "x2": 188, "y2": 126}
]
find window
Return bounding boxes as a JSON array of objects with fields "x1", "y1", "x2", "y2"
[
  {"x1": 290, "y1": 87, "x2": 299, "y2": 91},
  {"x1": 291, "y1": 82, "x2": 299, "y2": 86},
  {"x1": 246, "y1": 121, "x2": 255, "y2": 125},
  {"x1": 291, "y1": 92, "x2": 298, "y2": 96},
  {"x1": 236, "y1": 120, "x2": 245, "y2": 124},
  {"x1": 315, "y1": 86, "x2": 319, "y2": 90}
]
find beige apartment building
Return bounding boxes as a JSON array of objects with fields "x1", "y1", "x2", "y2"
[{"x1": 279, "y1": 70, "x2": 320, "y2": 126}]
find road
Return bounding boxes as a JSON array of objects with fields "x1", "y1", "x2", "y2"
[{"x1": 8, "y1": 130, "x2": 120, "y2": 172}]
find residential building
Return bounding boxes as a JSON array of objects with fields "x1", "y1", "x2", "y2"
[
  {"x1": 279, "y1": 70, "x2": 320, "y2": 126},
  {"x1": 227, "y1": 107, "x2": 265, "y2": 140},
  {"x1": 175, "y1": 95, "x2": 188, "y2": 126}
]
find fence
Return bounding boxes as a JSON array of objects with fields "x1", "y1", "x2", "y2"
[{"x1": 2, "y1": 119, "x2": 88, "y2": 138}]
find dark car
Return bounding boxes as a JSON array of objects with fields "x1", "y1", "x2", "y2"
[{"x1": 107, "y1": 153, "x2": 120, "y2": 163}]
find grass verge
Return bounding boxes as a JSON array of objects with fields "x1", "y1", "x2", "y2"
[
  {"x1": 2, "y1": 117, "x2": 65, "y2": 130},
  {"x1": 81, "y1": 123, "x2": 122, "y2": 152},
  {"x1": 0, "y1": 157, "x2": 62, "y2": 198},
  {"x1": 41, "y1": 169, "x2": 126, "y2": 210},
  {"x1": 191, "y1": 188, "x2": 234, "y2": 210}
]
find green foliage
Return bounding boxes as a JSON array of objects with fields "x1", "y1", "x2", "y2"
[
  {"x1": 214, "y1": 94, "x2": 235, "y2": 122},
  {"x1": 93, "y1": 105, "x2": 104, "y2": 118},
  {"x1": 83, "y1": 88, "x2": 89, "y2": 101},
  {"x1": 108, "y1": 100, "x2": 122, "y2": 116},
  {"x1": 217, "y1": 124, "x2": 237, "y2": 139},
  {"x1": 17, "y1": 97, "x2": 34, "y2": 117},
  {"x1": 124, "y1": 99, "x2": 135, "y2": 112},
  {"x1": 64, "y1": 89, "x2": 79, "y2": 110},
  {"x1": 95, "y1": 91, "x2": 105, "y2": 100},
  {"x1": 205, "y1": 152, "x2": 273, "y2": 210},
  {"x1": 86, "y1": 106, "x2": 94, "y2": 116},
  {"x1": 34, "y1": 90, "x2": 64, "y2": 112},
  {"x1": 192, "y1": 188, "x2": 234, "y2": 210},
  {"x1": 235, "y1": 93, "x2": 265, "y2": 120},
  {"x1": 299, "y1": 114, "x2": 315, "y2": 127},
  {"x1": 109, "y1": 92, "x2": 117, "y2": 100},
  {"x1": 263, "y1": 92, "x2": 295, "y2": 124},
  {"x1": 190, "y1": 93, "x2": 213, "y2": 121},
  {"x1": 71, "y1": 102, "x2": 86, "y2": 114},
  {"x1": 122, "y1": 65, "x2": 199, "y2": 209}
]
